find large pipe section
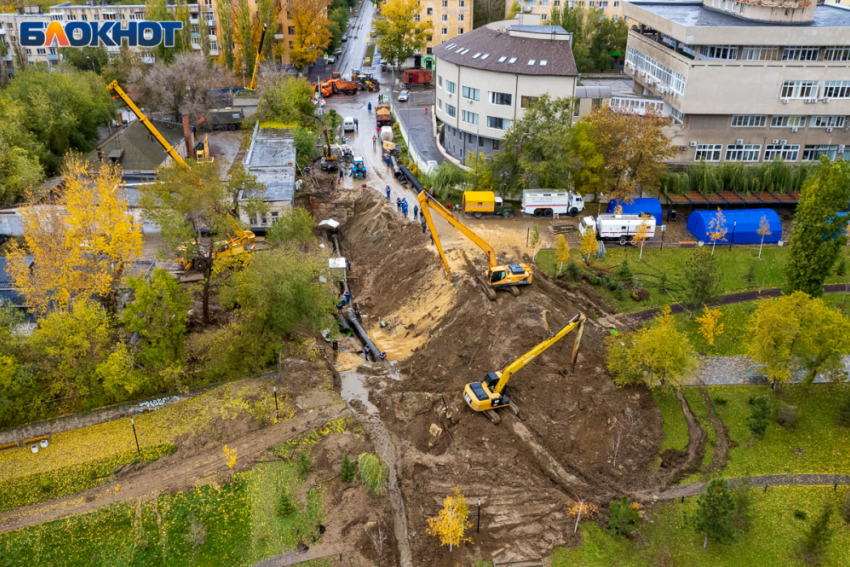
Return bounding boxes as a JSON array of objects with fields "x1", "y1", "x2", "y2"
[{"x1": 346, "y1": 307, "x2": 380, "y2": 362}]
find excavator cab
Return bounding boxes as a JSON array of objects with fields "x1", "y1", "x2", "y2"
[
  {"x1": 488, "y1": 262, "x2": 532, "y2": 289},
  {"x1": 463, "y1": 374, "x2": 510, "y2": 413}
]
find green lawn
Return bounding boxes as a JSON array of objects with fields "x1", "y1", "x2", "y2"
[
  {"x1": 552, "y1": 486, "x2": 850, "y2": 567},
  {"x1": 0, "y1": 458, "x2": 324, "y2": 566},
  {"x1": 535, "y1": 247, "x2": 850, "y2": 314},
  {"x1": 654, "y1": 390, "x2": 689, "y2": 454}
]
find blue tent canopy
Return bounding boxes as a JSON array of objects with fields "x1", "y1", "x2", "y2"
[
  {"x1": 606, "y1": 198, "x2": 663, "y2": 226},
  {"x1": 686, "y1": 209, "x2": 782, "y2": 244}
]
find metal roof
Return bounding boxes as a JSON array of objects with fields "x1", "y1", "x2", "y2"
[
  {"x1": 627, "y1": 1, "x2": 850, "y2": 28},
  {"x1": 241, "y1": 127, "x2": 297, "y2": 204}
]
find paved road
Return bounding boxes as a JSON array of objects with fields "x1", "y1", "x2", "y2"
[{"x1": 639, "y1": 474, "x2": 850, "y2": 502}]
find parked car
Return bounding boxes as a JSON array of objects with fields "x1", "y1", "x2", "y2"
[
  {"x1": 327, "y1": 55, "x2": 336, "y2": 64},
  {"x1": 397, "y1": 91, "x2": 410, "y2": 102},
  {"x1": 341, "y1": 33, "x2": 348, "y2": 42},
  {"x1": 334, "y1": 48, "x2": 343, "y2": 56}
]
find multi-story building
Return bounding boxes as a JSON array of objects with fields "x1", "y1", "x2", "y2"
[
  {"x1": 420, "y1": 0, "x2": 473, "y2": 53},
  {"x1": 433, "y1": 14, "x2": 577, "y2": 162},
  {"x1": 623, "y1": 0, "x2": 850, "y2": 163},
  {"x1": 508, "y1": 0, "x2": 628, "y2": 24},
  {"x1": 0, "y1": 6, "x2": 55, "y2": 74}
]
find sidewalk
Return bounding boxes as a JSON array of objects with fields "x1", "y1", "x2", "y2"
[
  {"x1": 392, "y1": 96, "x2": 444, "y2": 166},
  {"x1": 686, "y1": 355, "x2": 850, "y2": 386}
]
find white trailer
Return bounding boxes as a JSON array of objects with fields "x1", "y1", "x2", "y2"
[
  {"x1": 521, "y1": 190, "x2": 585, "y2": 217},
  {"x1": 579, "y1": 214, "x2": 657, "y2": 245}
]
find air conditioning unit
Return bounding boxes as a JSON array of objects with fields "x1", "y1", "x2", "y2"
[
  {"x1": 658, "y1": 86, "x2": 668, "y2": 94},
  {"x1": 772, "y1": 139, "x2": 780, "y2": 144},
  {"x1": 827, "y1": 127, "x2": 834, "y2": 133},
  {"x1": 736, "y1": 139, "x2": 743, "y2": 145},
  {"x1": 689, "y1": 141, "x2": 698, "y2": 147},
  {"x1": 822, "y1": 98, "x2": 830, "y2": 103},
  {"x1": 780, "y1": 139, "x2": 787, "y2": 145},
  {"x1": 781, "y1": 98, "x2": 790, "y2": 104},
  {"x1": 678, "y1": 145, "x2": 688, "y2": 151},
  {"x1": 638, "y1": 70, "x2": 646, "y2": 76},
  {"x1": 791, "y1": 127, "x2": 799, "y2": 133},
  {"x1": 805, "y1": 98, "x2": 818, "y2": 104}
]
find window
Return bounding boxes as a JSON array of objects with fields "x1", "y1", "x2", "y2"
[
  {"x1": 66, "y1": 14, "x2": 76, "y2": 20},
  {"x1": 824, "y1": 46, "x2": 850, "y2": 61},
  {"x1": 467, "y1": 133, "x2": 474, "y2": 144},
  {"x1": 599, "y1": 1, "x2": 608, "y2": 6},
  {"x1": 487, "y1": 116, "x2": 511, "y2": 130},
  {"x1": 445, "y1": 103, "x2": 457, "y2": 118},
  {"x1": 731, "y1": 115, "x2": 767, "y2": 128},
  {"x1": 763, "y1": 144, "x2": 800, "y2": 161},
  {"x1": 498, "y1": 56, "x2": 507, "y2": 62},
  {"x1": 699, "y1": 45, "x2": 737, "y2": 60},
  {"x1": 49, "y1": 47, "x2": 57, "y2": 55},
  {"x1": 427, "y1": 7, "x2": 433, "y2": 14},
  {"x1": 539, "y1": 59, "x2": 548, "y2": 66},
  {"x1": 461, "y1": 110, "x2": 478, "y2": 124},
  {"x1": 437, "y1": 75, "x2": 443, "y2": 87},
  {"x1": 740, "y1": 46, "x2": 779, "y2": 61},
  {"x1": 437, "y1": 98, "x2": 442, "y2": 109},
  {"x1": 459, "y1": 28, "x2": 464, "y2": 34},
  {"x1": 527, "y1": 59, "x2": 535, "y2": 65},
  {"x1": 442, "y1": 27, "x2": 448, "y2": 35},
  {"x1": 822, "y1": 81, "x2": 850, "y2": 99},
  {"x1": 459, "y1": 14, "x2": 464, "y2": 20},
  {"x1": 492, "y1": 140, "x2": 500, "y2": 150},
  {"x1": 626, "y1": 46, "x2": 686, "y2": 94},
  {"x1": 442, "y1": 14, "x2": 447, "y2": 21},
  {"x1": 460, "y1": 0, "x2": 465, "y2": 5},
  {"x1": 462, "y1": 86, "x2": 479, "y2": 100},
  {"x1": 442, "y1": 0, "x2": 448, "y2": 5},
  {"x1": 725, "y1": 144, "x2": 761, "y2": 162},
  {"x1": 36, "y1": 48, "x2": 46, "y2": 55},
  {"x1": 81, "y1": 14, "x2": 87, "y2": 20},
  {"x1": 288, "y1": 26, "x2": 295, "y2": 34},
  {"x1": 609, "y1": 97, "x2": 663, "y2": 114},
  {"x1": 414, "y1": 14, "x2": 421, "y2": 21},
  {"x1": 481, "y1": 53, "x2": 490, "y2": 59},
  {"x1": 541, "y1": 13, "x2": 547, "y2": 20},
  {"x1": 780, "y1": 80, "x2": 818, "y2": 99},
  {"x1": 520, "y1": 96, "x2": 538, "y2": 109},
  {"x1": 210, "y1": 40, "x2": 218, "y2": 50},
  {"x1": 612, "y1": 14, "x2": 618, "y2": 20},
  {"x1": 694, "y1": 144, "x2": 722, "y2": 162},
  {"x1": 782, "y1": 46, "x2": 819, "y2": 61},
  {"x1": 802, "y1": 145, "x2": 839, "y2": 161},
  {"x1": 507, "y1": 57, "x2": 516, "y2": 64},
  {"x1": 555, "y1": 0, "x2": 561, "y2": 5},
  {"x1": 614, "y1": 1, "x2": 619, "y2": 5},
  {"x1": 810, "y1": 115, "x2": 845, "y2": 128},
  {"x1": 671, "y1": 107, "x2": 684, "y2": 124},
  {"x1": 771, "y1": 115, "x2": 806, "y2": 128},
  {"x1": 445, "y1": 80, "x2": 456, "y2": 94},
  {"x1": 488, "y1": 92, "x2": 512, "y2": 105}
]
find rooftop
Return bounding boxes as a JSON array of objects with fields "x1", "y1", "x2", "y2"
[
  {"x1": 578, "y1": 77, "x2": 639, "y2": 98},
  {"x1": 242, "y1": 127, "x2": 296, "y2": 204},
  {"x1": 85, "y1": 119, "x2": 186, "y2": 173},
  {"x1": 508, "y1": 25, "x2": 570, "y2": 35},
  {"x1": 627, "y1": 0, "x2": 850, "y2": 27},
  {"x1": 433, "y1": 25, "x2": 577, "y2": 77}
]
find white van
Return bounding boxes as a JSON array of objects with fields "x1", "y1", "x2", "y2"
[
  {"x1": 343, "y1": 116, "x2": 355, "y2": 132},
  {"x1": 522, "y1": 189, "x2": 585, "y2": 217}
]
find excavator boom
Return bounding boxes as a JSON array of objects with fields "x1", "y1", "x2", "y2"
[{"x1": 107, "y1": 80, "x2": 187, "y2": 167}]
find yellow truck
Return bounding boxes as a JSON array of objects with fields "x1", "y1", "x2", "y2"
[{"x1": 461, "y1": 191, "x2": 514, "y2": 219}]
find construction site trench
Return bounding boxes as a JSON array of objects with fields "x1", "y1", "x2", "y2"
[{"x1": 322, "y1": 187, "x2": 691, "y2": 565}]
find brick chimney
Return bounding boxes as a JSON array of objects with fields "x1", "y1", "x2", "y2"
[{"x1": 182, "y1": 115, "x2": 193, "y2": 160}]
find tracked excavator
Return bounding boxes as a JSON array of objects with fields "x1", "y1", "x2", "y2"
[
  {"x1": 463, "y1": 313, "x2": 586, "y2": 423},
  {"x1": 107, "y1": 81, "x2": 255, "y2": 271},
  {"x1": 417, "y1": 191, "x2": 532, "y2": 300}
]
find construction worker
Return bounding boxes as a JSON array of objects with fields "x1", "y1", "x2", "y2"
[
  {"x1": 379, "y1": 351, "x2": 387, "y2": 361},
  {"x1": 401, "y1": 200, "x2": 408, "y2": 218},
  {"x1": 396, "y1": 198, "x2": 402, "y2": 212},
  {"x1": 373, "y1": 135, "x2": 377, "y2": 148},
  {"x1": 363, "y1": 344, "x2": 371, "y2": 361},
  {"x1": 413, "y1": 205, "x2": 419, "y2": 220},
  {"x1": 386, "y1": 185, "x2": 391, "y2": 200},
  {"x1": 354, "y1": 118, "x2": 359, "y2": 131},
  {"x1": 368, "y1": 102, "x2": 372, "y2": 112}
]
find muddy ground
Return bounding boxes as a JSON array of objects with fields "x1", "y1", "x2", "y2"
[{"x1": 335, "y1": 188, "x2": 665, "y2": 565}]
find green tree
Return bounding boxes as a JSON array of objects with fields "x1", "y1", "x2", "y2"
[
  {"x1": 374, "y1": 0, "x2": 432, "y2": 67},
  {"x1": 234, "y1": 0, "x2": 255, "y2": 77},
  {"x1": 358, "y1": 452, "x2": 389, "y2": 497},
  {"x1": 607, "y1": 495, "x2": 640, "y2": 536},
  {"x1": 341, "y1": 453, "x2": 356, "y2": 482},
  {"x1": 529, "y1": 224, "x2": 541, "y2": 260},
  {"x1": 693, "y1": 478, "x2": 737, "y2": 548},
  {"x1": 682, "y1": 247, "x2": 721, "y2": 312},
  {"x1": 102, "y1": 45, "x2": 142, "y2": 88},
  {"x1": 430, "y1": 162, "x2": 467, "y2": 200},
  {"x1": 465, "y1": 152, "x2": 496, "y2": 193},
  {"x1": 0, "y1": 98, "x2": 43, "y2": 205},
  {"x1": 797, "y1": 503, "x2": 834, "y2": 565},
  {"x1": 785, "y1": 158, "x2": 850, "y2": 297},
  {"x1": 146, "y1": 0, "x2": 189, "y2": 63},
  {"x1": 507, "y1": 1, "x2": 521, "y2": 17},
  {"x1": 120, "y1": 269, "x2": 193, "y2": 371},
  {"x1": 328, "y1": 4, "x2": 349, "y2": 50},
  {"x1": 606, "y1": 306, "x2": 697, "y2": 390},
  {"x1": 746, "y1": 291, "x2": 850, "y2": 385},
  {"x1": 297, "y1": 452, "x2": 313, "y2": 477},
  {"x1": 292, "y1": 127, "x2": 320, "y2": 170},
  {"x1": 590, "y1": 17, "x2": 628, "y2": 71},
  {"x1": 276, "y1": 490, "x2": 297, "y2": 517},
  {"x1": 59, "y1": 46, "x2": 109, "y2": 75},
  {"x1": 256, "y1": 76, "x2": 316, "y2": 126},
  {"x1": 266, "y1": 208, "x2": 316, "y2": 247},
  {"x1": 216, "y1": 0, "x2": 237, "y2": 71},
  {"x1": 745, "y1": 395, "x2": 771, "y2": 444}
]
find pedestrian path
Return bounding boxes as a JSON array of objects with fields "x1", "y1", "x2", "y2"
[
  {"x1": 686, "y1": 355, "x2": 850, "y2": 386},
  {"x1": 639, "y1": 474, "x2": 850, "y2": 502}
]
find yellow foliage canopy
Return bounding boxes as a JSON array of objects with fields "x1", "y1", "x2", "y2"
[
  {"x1": 580, "y1": 226, "x2": 599, "y2": 263},
  {"x1": 6, "y1": 157, "x2": 142, "y2": 314},
  {"x1": 695, "y1": 305, "x2": 724, "y2": 346},
  {"x1": 426, "y1": 486, "x2": 473, "y2": 550},
  {"x1": 289, "y1": 0, "x2": 332, "y2": 69}
]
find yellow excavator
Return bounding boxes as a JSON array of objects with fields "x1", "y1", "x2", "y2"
[
  {"x1": 107, "y1": 81, "x2": 255, "y2": 271},
  {"x1": 463, "y1": 313, "x2": 586, "y2": 423},
  {"x1": 417, "y1": 191, "x2": 532, "y2": 300}
]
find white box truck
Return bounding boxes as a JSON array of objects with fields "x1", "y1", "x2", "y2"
[
  {"x1": 521, "y1": 190, "x2": 585, "y2": 217},
  {"x1": 579, "y1": 214, "x2": 657, "y2": 245}
]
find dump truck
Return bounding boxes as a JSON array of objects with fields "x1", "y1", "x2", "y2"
[
  {"x1": 403, "y1": 69, "x2": 432, "y2": 85},
  {"x1": 462, "y1": 191, "x2": 513, "y2": 219},
  {"x1": 579, "y1": 214, "x2": 657, "y2": 245},
  {"x1": 376, "y1": 104, "x2": 393, "y2": 127},
  {"x1": 203, "y1": 108, "x2": 244, "y2": 131},
  {"x1": 313, "y1": 78, "x2": 359, "y2": 97}
]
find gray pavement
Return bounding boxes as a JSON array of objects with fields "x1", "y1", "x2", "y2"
[
  {"x1": 640, "y1": 474, "x2": 850, "y2": 502},
  {"x1": 687, "y1": 355, "x2": 850, "y2": 386}
]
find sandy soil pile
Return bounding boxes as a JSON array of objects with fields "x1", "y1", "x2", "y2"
[{"x1": 339, "y1": 189, "x2": 664, "y2": 565}]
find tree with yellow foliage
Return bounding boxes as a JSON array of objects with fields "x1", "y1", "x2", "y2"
[
  {"x1": 224, "y1": 445, "x2": 238, "y2": 469},
  {"x1": 695, "y1": 305, "x2": 724, "y2": 346},
  {"x1": 632, "y1": 215, "x2": 652, "y2": 260},
  {"x1": 556, "y1": 234, "x2": 571, "y2": 274},
  {"x1": 6, "y1": 157, "x2": 143, "y2": 315},
  {"x1": 757, "y1": 215, "x2": 772, "y2": 260},
  {"x1": 374, "y1": 0, "x2": 432, "y2": 68},
  {"x1": 426, "y1": 486, "x2": 473, "y2": 551},
  {"x1": 707, "y1": 208, "x2": 728, "y2": 256},
  {"x1": 580, "y1": 225, "x2": 599, "y2": 264},
  {"x1": 289, "y1": 0, "x2": 332, "y2": 70},
  {"x1": 566, "y1": 499, "x2": 599, "y2": 533}
]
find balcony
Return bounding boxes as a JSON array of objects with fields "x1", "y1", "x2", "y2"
[
  {"x1": 631, "y1": 28, "x2": 695, "y2": 61},
  {"x1": 48, "y1": 54, "x2": 59, "y2": 60},
  {"x1": 190, "y1": 17, "x2": 199, "y2": 24},
  {"x1": 206, "y1": 19, "x2": 215, "y2": 27},
  {"x1": 209, "y1": 48, "x2": 219, "y2": 56}
]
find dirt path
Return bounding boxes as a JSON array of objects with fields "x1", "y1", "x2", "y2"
[
  {"x1": 624, "y1": 284, "x2": 850, "y2": 323},
  {"x1": 699, "y1": 387, "x2": 729, "y2": 473},
  {"x1": 0, "y1": 404, "x2": 348, "y2": 534},
  {"x1": 643, "y1": 474, "x2": 850, "y2": 501}
]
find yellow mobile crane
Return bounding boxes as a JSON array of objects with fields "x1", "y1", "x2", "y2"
[
  {"x1": 107, "y1": 81, "x2": 255, "y2": 270},
  {"x1": 417, "y1": 191, "x2": 532, "y2": 300},
  {"x1": 246, "y1": 23, "x2": 268, "y2": 92},
  {"x1": 463, "y1": 313, "x2": 586, "y2": 423}
]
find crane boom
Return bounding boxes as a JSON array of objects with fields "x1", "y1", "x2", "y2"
[
  {"x1": 106, "y1": 80, "x2": 187, "y2": 167},
  {"x1": 247, "y1": 23, "x2": 268, "y2": 92},
  {"x1": 493, "y1": 313, "x2": 585, "y2": 394},
  {"x1": 417, "y1": 190, "x2": 499, "y2": 275}
]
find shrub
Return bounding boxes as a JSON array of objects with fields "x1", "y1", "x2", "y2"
[
  {"x1": 797, "y1": 504, "x2": 834, "y2": 565},
  {"x1": 590, "y1": 276, "x2": 603, "y2": 286},
  {"x1": 776, "y1": 403, "x2": 800, "y2": 429},
  {"x1": 746, "y1": 396, "x2": 772, "y2": 440},
  {"x1": 358, "y1": 452, "x2": 389, "y2": 497},
  {"x1": 608, "y1": 279, "x2": 623, "y2": 292},
  {"x1": 565, "y1": 261, "x2": 581, "y2": 281},
  {"x1": 38, "y1": 477, "x2": 52, "y2": 493},
  {"x1": 743, "y1": 263, "x2": 757, "y2": 284},
  {"x1": 794, "y1": 509, "x2": 809, "y2": 520},
  {"x1": 837, "y1": 260, "x2": 846, "y2": 277},
  {"x1": 658, "y1": 273, "x2": 670, "y2": 293},
  {"x1": 618, "y1": 260, "x2": 634, "y2": 285},
  {"x1": 713, "y1": 397, "x2": 728, "y2": 406},
  {"x1": 608, "y1": 495, "x2": 641, "y2": 536},
  {"x1": 341, "y1": 453, "x2": 356, "y2": 483},
  {"x1": 276, "y1": 490, "x2": 296, "y2": 517},
  {"x1": 296, "y1": 452, "x2": 313, "y2": 477},
  {"x1": 837, "y1": 395, "x2": 850, "y2": 427}
]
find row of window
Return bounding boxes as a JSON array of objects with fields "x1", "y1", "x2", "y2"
[
  {"x1": 694, "y1": 143, "x2": 849, "y2": 163},
  {"x1": 780, "y1": 80, "x2": 850, "y2": 100},
  {"x1": 437, "y1": 99, "x2": 512, "y2": 130},
  {"x1": 730, "y1": 115, "x2": 846, "y2": 129},
  {"x1": 444, "y1": 126, "x2": 501, "y2": 154},
  {"x1": 626, "y1": 46, "x2": 686, "y2": 94}
]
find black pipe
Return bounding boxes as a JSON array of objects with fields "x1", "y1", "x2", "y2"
[
  {"x1": 335, "y1": 313, "x2": 353, "y2": 336},
  {"x1": 346, "y1": 307, "x2": 380, "y2": 362},
  {"x1": 400, "y1": 165, "x2": 425, "y2": 193}
]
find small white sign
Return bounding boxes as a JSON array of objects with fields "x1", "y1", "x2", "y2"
[{"x1": 329, "y1": 257, "x2": 347, "y2": 269}]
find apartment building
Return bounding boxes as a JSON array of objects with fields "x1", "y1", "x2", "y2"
[
  {"x1": 508, "y1": 0, "x2": 627, "y2": 23},
  {"x1": 623, "y1": 0, "x2": 850, "y2": 164},
  {"x1": 0, "y1": 6, "x2": 55, "y2": 73},
  {"x1": 419, "y1": 0, "x2": 473, "y2": 52},
  {"x1": 433, "y1": 15, "x2": 577, "y2": 162}
]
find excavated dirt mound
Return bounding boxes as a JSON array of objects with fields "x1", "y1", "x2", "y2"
[{"x1": 339, "y1": 188, "x2": 663, "y2": 565}]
